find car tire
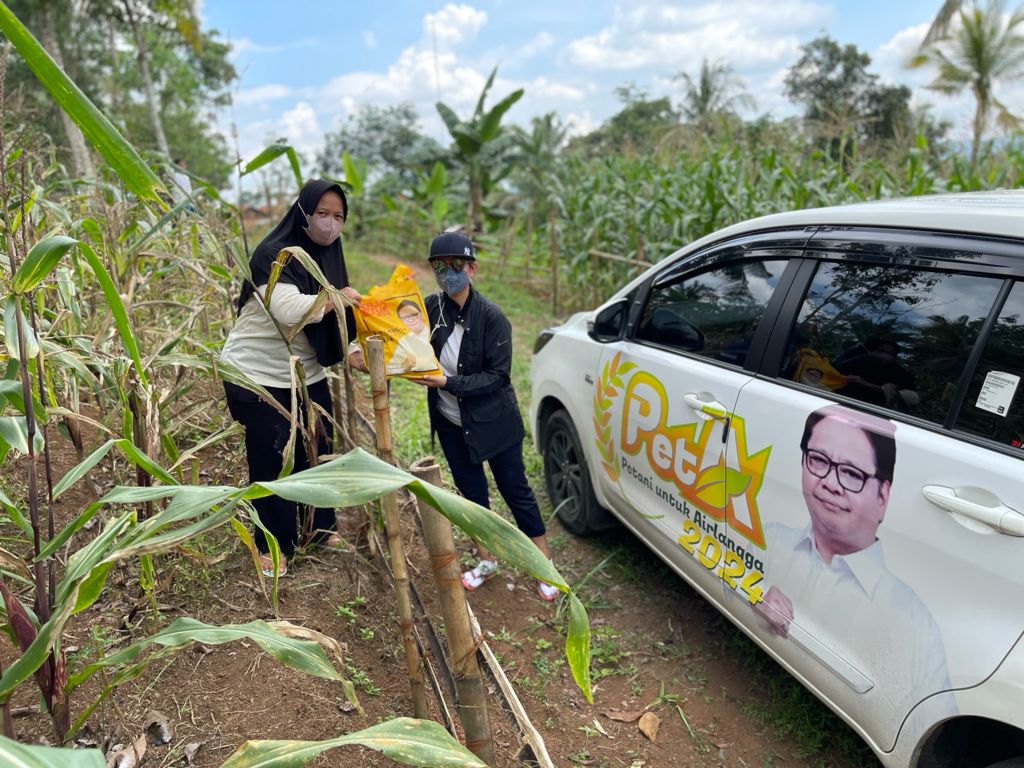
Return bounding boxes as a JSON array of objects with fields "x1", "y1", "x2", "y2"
[{"x1": 542, "y1": 409, "x2": 606, "y2": 536}]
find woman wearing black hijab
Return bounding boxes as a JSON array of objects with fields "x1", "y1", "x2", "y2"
[{"x1": 221, "y1": 179, "x2": 360, "y2": 576}]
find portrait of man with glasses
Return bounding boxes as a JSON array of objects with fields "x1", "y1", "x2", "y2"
[{"x1": 751, "y1": 404, "x2": 954, "y2": 726}]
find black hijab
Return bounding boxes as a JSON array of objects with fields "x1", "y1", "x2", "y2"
[{"x1": 238, "y1": 179, "x2": 355, "y2": 367}]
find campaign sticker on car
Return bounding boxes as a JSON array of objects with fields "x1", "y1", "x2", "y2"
[{"x1": 976, "y1": 370, "x2": 1020, "y2": 416}]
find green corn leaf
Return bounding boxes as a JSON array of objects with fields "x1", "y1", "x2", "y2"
[
  {"x1": 0, "y1": 582, "x2": 81, "y2": 702},
  {"x1": 0, "y1": 485, "x2": 31, "y2": 537},
  {"x1": 218, "y1": 717, "x2": 486, "y2": 768},
  {"x1": 76, "y1": 242, "x2": 148, "y2": 386},
  {"x1": 12, "y1": 235, "x2": 77, "y2": 293},
  {"x1": 0, "y1": 735, "x2": 104, "y2": 767},
  {"x1": 0, "y1": 3, "x2": 163, "y2": 201},
  {"x1": 567, "y1": 594, "x2": 594, "y2": 703},
  {"x1": 4, "y1": 296, "x2": 39, "y2": 361},
  {"x1": 0, "y1": 415, "x2": 44, "y2": 455},
  {"x1": 75, "y1": 617, "x2": 346, "y2": 687},
  {"x1": 52, "y1": 439, "x2": 115, "y2": 500},
  {"x1": 242, "y1": 141, "x2": 303, "y2": 190}
]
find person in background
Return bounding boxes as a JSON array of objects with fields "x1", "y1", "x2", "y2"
[
  {"x1": 221, "y1": 179, "x2": 361, "y2": 577},
  {"x1": 408, "y1": 231, "x2": 560, "y2": 602}
]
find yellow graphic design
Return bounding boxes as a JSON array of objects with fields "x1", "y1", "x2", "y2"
[
  {"x1": 595, "y1": 355, "x2": 771, "y2": 549},
  {"x1": 593, "y1": 352, "x2": 636, "y2": 481}
]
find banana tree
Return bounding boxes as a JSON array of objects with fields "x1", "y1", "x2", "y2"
[{"x1": 436, "y1": 65, "x2": 523, "y2": 233}]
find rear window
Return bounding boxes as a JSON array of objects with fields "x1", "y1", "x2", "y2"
[
  {"x1": 779, "y1": 261, "x2": 1002, "y2": 426},
  {"x1": 956, "y1": 280, "x2": 1024, "y2": 451}
]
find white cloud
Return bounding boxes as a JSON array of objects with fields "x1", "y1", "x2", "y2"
[
  {"x1": 566, "y1": 0, "x2": 832, "y2": 73},
  {"x1": 519, "y1": 31, "x2": 555, "y2": 60},
  {"x1": 872, "y1": 23, "x2": 929, "y2": 86},
  {"x1": 279, "y1": 102, "x2": 323, "y2": 159},
  {"x1": 229, "y1": 36, "x2": 318, "y2": 59},
  {"x1": 363, "y1": 30, "x2": 377, "y2": 49},
  {"x1": 235, "y1": 84, "x2": 291, "y2": 105},
  {"x1": 422, "y1": 4, "x2": 488, "y2": 48},
  {"x1": 564, "y1": 111, "x2": 598, "y2": 138}
]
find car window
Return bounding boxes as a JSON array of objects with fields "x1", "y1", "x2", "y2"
[
  {"x1": 779, "y1": 260, "x2": 1002, "y2": 425},
  {"x1": 635, "y1": 259, "x2": 789, "y2": 365},
  {"x1": 956, "y1": 280, "x2": 1024, "y2": 451}
]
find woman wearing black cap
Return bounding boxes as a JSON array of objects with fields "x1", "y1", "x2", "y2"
[
  {"x1": 221, "y1": 179, "x2": 361, "y2": 576},
  {"x1": 408, "y1": 231, "x2": 559, "y2": 602}
]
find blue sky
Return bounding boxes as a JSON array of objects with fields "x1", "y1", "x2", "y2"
[{"x1": 199, "y1": 1, "x2": 985, "y2": 166}]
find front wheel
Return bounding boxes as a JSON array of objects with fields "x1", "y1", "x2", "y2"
[{"x1": 542, "y1": 409, "x2": 608, "y2": 536}]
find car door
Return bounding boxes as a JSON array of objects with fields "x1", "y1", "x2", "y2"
[
  {"x1": 592, "y1": 233, "x2": 804, "y2": 608},
  {"x1": 729, "y1": 229, "x2": 1024, "y2": 753}
]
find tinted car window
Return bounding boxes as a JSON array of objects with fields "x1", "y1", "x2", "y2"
[
  {"x1": 635, "y1": 259, "x2": 788, "y2": 365},
  {"x1": 956, "y1": 280, "x2": 1024, "y2": 451},
  {"x1": 780, "y1": 261, "x2": 1001, "y2": 425}
]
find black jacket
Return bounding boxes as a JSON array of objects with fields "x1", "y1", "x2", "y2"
[{"x1": 425, "y1": 288, "x2": 525, "y2": 463}]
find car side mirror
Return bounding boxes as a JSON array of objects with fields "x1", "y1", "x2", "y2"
[
  {"x1": 587, "y1": 299, "x2": 629, "y2": 343},
  {"x1": 646, "y1": 308, "x2": 705, "y2": 351}
]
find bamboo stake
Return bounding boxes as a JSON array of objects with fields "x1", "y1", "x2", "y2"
[
  {"x1": 366, "y1": 336, "x2": 428, "y2": 719},
  {"x1": 549, "y1": 208, "x2": 558, "y2": 316},
  {"x1": 409, "y1": 458, "x2": 495, "y2": 766}
]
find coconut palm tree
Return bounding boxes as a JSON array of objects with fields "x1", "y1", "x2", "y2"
[
  {"x1": 911, "y1": 0, "x2": 1024, "y2": 166},
  {"x1": 674, "y1": 58, "x2": 756, "y2": 129},
  {"x1": 924, "y1": 0, "x2": 967, "y2": 45}
]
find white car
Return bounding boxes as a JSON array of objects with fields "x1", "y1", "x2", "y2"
[{"x1": 530, "y1": 191, "x2": 1024, "y2": 768}]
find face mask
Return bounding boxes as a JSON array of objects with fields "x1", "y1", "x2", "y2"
[
  {"x1": 435, "y1": 266, "x2": 471, "y2": 295},
  {"x1": 299, "y1": 203, "x2": 342, "y2": 246}
]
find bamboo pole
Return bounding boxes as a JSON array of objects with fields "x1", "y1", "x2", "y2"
[
  {"x1": 409, "y1": 457, "x2": 495, "y2": 766},
  {"x1": 366, "y1": 336, "x2": 429, "y2": 719},
  {"x1": 549, "y1": 207, "x2": 558, "y2": 316}
]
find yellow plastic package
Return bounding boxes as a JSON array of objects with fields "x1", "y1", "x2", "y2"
[
  {"x1": 354, "y1": 264, "x2": 442, "y2": 378},
  {"x1": 792, "y1": 348, "x2": 848, "y2": 390}
]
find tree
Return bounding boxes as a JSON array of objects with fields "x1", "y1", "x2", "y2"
[
  {"x1": 675, "y1": 58, "x2": 755, "y2": 128},
  {"x1": 924, "y1": 0, "x2": 967, "y2": 45},
  {"x1": 785, "y1": 35, "x2": 914, "y2": 151},
  {"x1": 436, "y1": 65, "x2": 523, "y2": 233},
  {"x1": 2, "y1": 0, "x2": 235, "y2": 186},
  {"x1": 316, "y1": 102, "x2": 443, "y2": 193},
  {"x1": 567, "y1": 85, "x2": 679, "y2": 156},
  {"x1": 911, "y1": 0, "x2": 1024, "y2": 166}
]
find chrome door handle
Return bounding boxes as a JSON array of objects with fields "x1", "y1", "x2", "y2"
[
  {"x1": 922, "y1": 485, "x2": 1024, "y2": 536},
  {"x1": 682, "y1": 393, "x2": 728, "y2": 419}
]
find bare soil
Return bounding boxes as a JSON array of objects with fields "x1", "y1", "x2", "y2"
[{"x1": 0, "y1": 268, "x2": 880, "y2": 768}]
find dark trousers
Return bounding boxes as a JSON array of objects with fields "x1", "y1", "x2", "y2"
[
  {"x1": 433, "y1": 413, "x2": 546, "y2": 539},
  {"x1": 224, "y1": 378, "x2": 335, "y2": 557}
]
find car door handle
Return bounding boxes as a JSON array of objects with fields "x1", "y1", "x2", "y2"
[
  {"x1": 921, "y1": 485, "x2": 1024, "y2": 536},
  {"x1": 682, "y1": 393, "x2": 728, "y2": 419}
]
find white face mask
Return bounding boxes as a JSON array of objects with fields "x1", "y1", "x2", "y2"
[{"x1": 299, "y1": 203, "x2": 343, "y2": 246}]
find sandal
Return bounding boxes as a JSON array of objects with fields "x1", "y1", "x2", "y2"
[
  {"x1": 461, "y1": 560, "x2": 498, "y2": 591},
  {"x1": 258, "y1": 552, "x2": 287, "y2": 578},
  {"x1": 536, "y1": 580, "x2": 560, "y2": 602},
  {"x1": 321, "y1": 533, "x2": 346, "y2": 549}
]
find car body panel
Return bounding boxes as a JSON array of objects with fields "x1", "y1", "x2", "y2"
[{"x1": 529, "y1": 194, "x2": 1024, "y2": 767}]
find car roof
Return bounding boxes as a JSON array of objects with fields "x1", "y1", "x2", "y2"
[
  {"x1": 609, "y1": 190, "x2": 1024, "y2": 304},
  {"x1": 694, "y1": 190, "x2": 1024, "y2": 252}
]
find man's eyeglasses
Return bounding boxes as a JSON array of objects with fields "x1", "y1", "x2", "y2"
[
  {"x1": 430, "y1": 257, "x2": 468, "y2": 274},
  {"x1": 802, "y1": 449, "x2": 877, "y2": 493}
]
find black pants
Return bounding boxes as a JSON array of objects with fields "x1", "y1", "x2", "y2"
[
  {"x1": 433, "y1": 413, "x2": 546, "y2": 539},
  {"x1": 224, "y1": 378, "x2": 335, "y2": 557}
]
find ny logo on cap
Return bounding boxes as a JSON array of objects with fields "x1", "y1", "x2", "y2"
[{"x1": 464, "y1": 246, "x2": 472, "y2": 256}]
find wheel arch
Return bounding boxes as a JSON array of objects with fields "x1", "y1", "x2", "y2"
[{"x1": 914, "y1": 716, "x2": 1024, "y2": 768}]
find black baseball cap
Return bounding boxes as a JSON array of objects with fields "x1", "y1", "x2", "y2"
[{"x1": 428, "y1": 231, "x2": 476, "y2": 261}]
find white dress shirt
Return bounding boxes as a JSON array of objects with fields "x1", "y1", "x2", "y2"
[{"x1": 756, "y1": 522, "x2": 955, "y2": 747}]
